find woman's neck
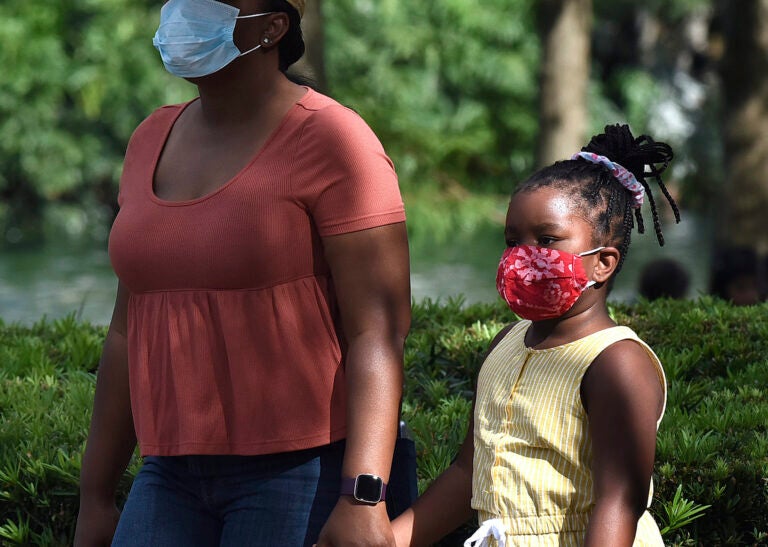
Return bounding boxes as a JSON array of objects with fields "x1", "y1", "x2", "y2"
[{"x1": 193, "y1": 60, "x2": 304, "y2": 127}]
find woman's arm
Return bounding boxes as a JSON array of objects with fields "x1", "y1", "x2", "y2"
[
  {"x1": 315, "y1": 222, "x2": 411, "y2": 547},
  {"x1": 74, "y1": 282, "x2": 137, "y2": 547},
  {"x1": 581, "y1": 340, "x2": 664, "y2": 547}
]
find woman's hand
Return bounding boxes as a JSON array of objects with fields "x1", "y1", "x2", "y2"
[
  {"x1": 75, "y1": 282, "x2": 136, "y2": 546},
  {"x1": 73, "y1": 500, "x2": 120, "y2": 547},
  {"x1": 315, "y1": 497, "x2": 395, "y2": 547}
]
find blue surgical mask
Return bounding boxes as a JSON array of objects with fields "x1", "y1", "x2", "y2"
[{"x1": 153, "y1": 0, "x2": 273, "y2": 78}]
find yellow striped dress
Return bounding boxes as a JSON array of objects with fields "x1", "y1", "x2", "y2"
[{"x1": 470, "y1": 321, "x2": 666, "y2": 546}]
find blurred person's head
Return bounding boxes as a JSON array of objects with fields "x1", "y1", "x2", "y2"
[
  {"x1": 639, "y1": 258, "x2": 690, "y2": 300},
  {"x1": 710, "y1": 246, "x2": 763, "y2": 305}
]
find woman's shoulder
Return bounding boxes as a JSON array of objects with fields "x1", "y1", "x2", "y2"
[
  {"x1": 143, "y1": 101, "x2": 190, "y2": 121},
  {"x1": 129, "y1": 101, "x2": 191, "y2": 141},
  {"x1": 296, "y1": 89, "x2": 380, "y2": 142},
  {"x1": 297, "y1": 88, "x2": 357, "y2": 116}
]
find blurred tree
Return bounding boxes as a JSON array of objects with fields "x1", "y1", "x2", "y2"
[
  {"x1": 589, "y1": 1, "x2": 719, "y2": 213},
  {"x1": 2, "y1": 0, "x2": 543, "y2": 240},
  {"x1": 0, "y1": 0, "x2": 736, "y2": 242},
  {"x1": 717, "y1": 0, "x2": 768, "y2": 261},
  {"x1": 324, "y1": 0, "x2": 540, "y2": 194},
  {"x1": 0, "y1": 0, "x2": 193, "y2": 241},
  {"x1": 536, "y1": 0, "x2": 592, "y2": 167}
]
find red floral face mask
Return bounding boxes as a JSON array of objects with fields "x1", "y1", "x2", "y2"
[{"x1": 496, "y1": 245, "x2": 604, "y2": 321}]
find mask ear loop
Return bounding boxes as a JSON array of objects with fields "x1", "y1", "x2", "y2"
[
  {"x1": 238, "y1": 43, "x2": 262, "y2": 56},
  {"x1": 578, "y1": 246, "x2": 605, "y2": 257},
  {"x1": 578, "y1": 247, "x2": 606, "y2": 290},
  {"x1": 236, "y1": 11, "x2": 276, "y2": 19},
  {"x1": 234, "y1": 11, "x2": 275, "y2": 56}
]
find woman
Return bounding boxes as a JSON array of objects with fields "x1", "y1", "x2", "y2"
[{"x1": 74, "y1": 1, "x2": 411, "y2": 545}]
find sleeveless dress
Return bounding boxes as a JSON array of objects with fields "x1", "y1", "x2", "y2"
[{"x1": 469, "y1": 321, "x2": 666, "y2": 546}]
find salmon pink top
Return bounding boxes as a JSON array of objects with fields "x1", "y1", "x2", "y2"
[{"x1": 108, "y1": 89, "x2": 405, "y2": 456}]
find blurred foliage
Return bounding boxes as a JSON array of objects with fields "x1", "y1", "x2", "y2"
[
  {"x1": 590, "y1": 0, "x2": 722, "y2": 211},
  {"x1": 0, "y1": 0, "x2": 194, "y2": 239},
  {"x1": 3, "y1": 299, "x2": 767, "y2": 544},
  {"x1": 0, "y1": 315, "x2": 138, "y2": 546},
  {"x1": 0, "y1": 0, "x2": 726, "y2": 239},
  {"x1": 324, "y1": 0, "x2": 540, "y2": 194},
  {"x1": 404, "y1": 188, "x2": 506, "y2": 246}
]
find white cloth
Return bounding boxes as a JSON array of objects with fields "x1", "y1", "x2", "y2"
[{"x1": 464, "y1": 518, "x2": 507, "y2": 547}]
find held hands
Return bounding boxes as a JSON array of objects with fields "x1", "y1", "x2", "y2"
[{"x1": 314, "y1": 496, "x2": 395, "y2": 547}]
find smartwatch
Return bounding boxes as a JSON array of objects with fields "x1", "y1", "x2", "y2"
[{"x1": 340, "y1": 474, "x2": 387, "y2": 504}]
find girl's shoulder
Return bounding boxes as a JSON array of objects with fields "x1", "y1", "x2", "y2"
[
  {"x1": 582, "y1": 332, "x2": 667, "y2": 423},
  {"x1": 573, "y1": 325, "x2": 662, "y2": 372},
  {"x1": 483, "y1": 320, "x2": 528, "y2": 357}
]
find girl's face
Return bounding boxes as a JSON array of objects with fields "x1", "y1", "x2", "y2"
[
  {"x1": 504, "y1": 186, "x2": 600, "y2": 256},
  {"x1": 502, "y1": 185, "x2": 618, "y2": 319}
]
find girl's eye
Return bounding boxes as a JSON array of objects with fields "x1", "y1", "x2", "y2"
[
  {"x1": 505, "y1": 239, "x2": 518, "y2": 247},
  {"x1": 538, "y1": 237, "x2": 556, "y2": 246}
]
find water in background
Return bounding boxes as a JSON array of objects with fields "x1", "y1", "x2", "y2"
[
  {"x1": 0, "y1": 211, "x2": 708, "y2": 326},
  {"x1": 0, "y1": 239, "x2": 117, "y2": 325}
]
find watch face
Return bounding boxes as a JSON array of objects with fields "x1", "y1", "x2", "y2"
[{"x1": 354, "y1": 474, "x2": 383, "y2": 503}]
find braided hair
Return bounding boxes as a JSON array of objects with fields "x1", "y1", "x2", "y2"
[{"x1": 516, "y1": 124, "x2": 679, "y2": 275}]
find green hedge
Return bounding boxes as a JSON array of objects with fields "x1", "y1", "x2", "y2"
[{"x1": 1, "y1": 299, "x2": 767, "y2": 546}]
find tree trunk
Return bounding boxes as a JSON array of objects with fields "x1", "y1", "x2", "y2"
[
  {"x1": 292, "y1": 0, "x2": 327, "y2": 92},
  {"x1": 536, "y1": 0, "x2": 592, "y2": 167},
  {"x1": 719, "y1": 0, "x2": 768, "y2": 258}
]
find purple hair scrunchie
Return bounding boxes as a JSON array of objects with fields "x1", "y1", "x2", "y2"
[{"x1": 571, "y1": 151, "x2": 644, "y2": 208}]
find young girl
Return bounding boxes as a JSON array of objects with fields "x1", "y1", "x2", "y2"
[{"x1": 392, "y1": 124, "x2": 679, "y2": 546}]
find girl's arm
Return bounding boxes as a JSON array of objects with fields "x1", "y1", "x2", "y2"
[
  {"x1": 581, "y1": 339, "x2": 664, "y2": 547},
  {"x1": 315, "y1": 222, "x2": 411, "y2": 547},
  {"x1": 391, "y1": 323, "x2": 516, "y2": 547},
  {"x1": 391, "y1": 413, "x2": 475, "y2": 547},
  {"x1": 74, "y1": 282, "x2": 137, "y2": 547}
]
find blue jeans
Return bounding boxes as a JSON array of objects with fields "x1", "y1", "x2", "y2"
[{"x1": 112, "y1": 441, "x2": 345, "y2": 546}]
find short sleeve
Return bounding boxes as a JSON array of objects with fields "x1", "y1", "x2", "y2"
[{"x1": 292, "y1": 104, "x2": 405, "y2": 236}]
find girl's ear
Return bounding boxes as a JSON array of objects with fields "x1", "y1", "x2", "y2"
[{"x1": 592, "y1": 247, "x2": 621, "y2": 284}]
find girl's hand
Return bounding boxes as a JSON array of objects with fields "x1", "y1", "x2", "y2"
[{"x1": 314, "y1": 497, "x2": 395, "y2": 547}]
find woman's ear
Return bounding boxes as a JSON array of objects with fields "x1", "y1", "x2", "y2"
[
  {"x1": 261, "y1": 12, "x2": 290, "y2": 47},
  {"x1": 592, "y1": 247, "x2": 621, "y2": 284}
]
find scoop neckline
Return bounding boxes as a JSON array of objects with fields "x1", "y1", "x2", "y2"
[{"x1": 147, "y1": 87, "x2": 313, "y2": 207}]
